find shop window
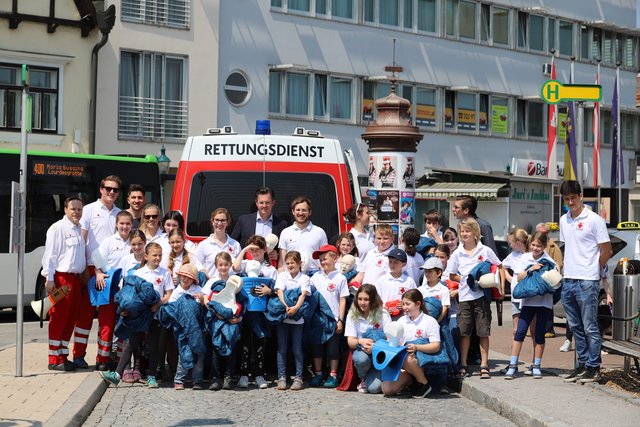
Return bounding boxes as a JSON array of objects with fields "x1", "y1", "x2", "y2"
[{"x1": 456, "y1": 92, "x2": 476, "y2": 131}]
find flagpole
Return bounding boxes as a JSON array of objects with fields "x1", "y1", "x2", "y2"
[
  {"x1": 596, "y1": 60, "x2": 602, "y2": 220},
  {"x1": 616, "y1": 64, "x2": 622, "y2": 222},
  {"x1": 572, "y1": 56, "x2": 584, "y2": 185}
]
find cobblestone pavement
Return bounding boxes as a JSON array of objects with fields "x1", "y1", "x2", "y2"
[{"x1": 85, "y1": 380, "x2": 515, "y2": 426}]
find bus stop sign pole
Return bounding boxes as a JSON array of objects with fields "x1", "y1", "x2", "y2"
[{"x1": 16, "y1": 65, "x2": 30, "y2": 377}]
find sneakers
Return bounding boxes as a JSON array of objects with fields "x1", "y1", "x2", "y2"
[
  {"x1": 323, "y1": 375, "x2": 339, "y2": 388},
  {"x1": 222, "y1": 376, "x2": 233, "y2": 390},
  {"x1": 100, "y1": 371, "x2": 121, "y2": 386},
  {"x1": 412, "y1": 382, "x2": 432, "y2": 398},
  {"x1": 531, "y1": 365, "x2": 542, "y2": 379},
  {"x1": 209, "y1": 378, "x2": 222, "y2": 391},
  {"x1": 290, "y1": 377, "x2": 303, "y2": 391},
  {"x1": 357, "y1": 380, "x2": 368, "y2": 393},
  {"x1": 563, "y1": 366, "x2": 586, "y2": 383},
  {"x1": 122, "y1": 369, "x2": 135, "y2": 384},
  {"x1": 559, "y1": 339, "x2": 574, "y2": 352},
  {"x1": 503, "y1": 365, "x2": 518, "y2": 380},
  {"x1": 277, "y1": 378, "x2": 287, "y2": 390},
  {"x1": 310, "y1": 374, "x2": 323, "y2": 387},
  {"x1": 95, "y1": 362, "x2": 109, "y2": 372},
  {"x1": 523, "y1": 365, "x2": 533, "y2": 376},
  {"x1": 578, "y1": 367, "x2": 601, "y2": 383},
  {"x1": 132, "y1": 369, "x2": 142, "y2": 383},
  {"x1": 237, "y1": 375, "x2": 249, "y2": 388},
  {"x1": 174, "y1": 382, "x2": 185, "y2": 390},
  {"x1": 48, "y1": 360, "x2": 77, "y2": 372},
  {"x1": 193, "y1": 383, "x2": 205, "y2": 390},
  {"x1": 255, "y1": 375, "x2": 269, "y2": 389},
  {"x1": 545, "y1": 331, "x2": 556, "y2": 338},
  {"x1": 73, "y1": 357, "x2": 89, "y2": 369},
  {"x1": 147, "y1": 375, "x2": 159, "y2": 388}
]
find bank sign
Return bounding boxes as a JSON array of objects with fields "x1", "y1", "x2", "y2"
[{"x1": 511, "y1": 158, "x2": 565, "y2": 178}]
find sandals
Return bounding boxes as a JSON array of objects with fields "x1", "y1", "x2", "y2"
[
  {"x1": 456, "y1": 366, "x2": 469, "y2": 379},
  {"x1": 531, "y1": 364, "x2": 543, "y2": 379},
  {"x1": 480, "y1": 366, "x2": 491, "y2": 379},
  {"x1": 503, "y1": 364, "x2": 517, "y2": 380}
]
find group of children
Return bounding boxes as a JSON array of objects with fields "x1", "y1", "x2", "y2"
[{"x1": 94, "y1": 200, "x2": 560, "y2": 397}]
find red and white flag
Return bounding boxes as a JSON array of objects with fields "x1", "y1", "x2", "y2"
[
  {"x1": 593, "y1": 66, "x2": 601, "y2": 188},
  {"x1": 546, "y1": 58, "x2": 558, "y2": 179}
]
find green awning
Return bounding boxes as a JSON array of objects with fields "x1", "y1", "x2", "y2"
[{"x1": 415, "y1": 182, "x2": 509, "y2": 200}]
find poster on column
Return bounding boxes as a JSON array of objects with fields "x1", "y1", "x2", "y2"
[
  {"x1": 368, "y1": 156, "x2": 377, "y2": 188},
  {"x1": 399, "y1": 191, "x2": 416, "y2": 225},
  {"x1": 376, "y1": 190, "x2": 399, "y2": 223},
  {"x1": 377, "y1": 155, "x2": 397, "y2": 188},
  {"x1": 401, "y1": 156, "x2": 415, "y2": 189}
]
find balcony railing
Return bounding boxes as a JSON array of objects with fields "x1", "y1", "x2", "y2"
[
  {"x1": 118, "y1": 96, "x2": 188, "y2": 141},
  {"x1": 121, "y1": 0, "x2": 190, "y2": 29}
]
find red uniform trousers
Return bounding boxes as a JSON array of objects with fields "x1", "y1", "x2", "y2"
[
  {"x1": 72, "y1": 266, "x2": 95, "y2": 360},
  {"x1": 49, "y1": 272, "x2": 82, "y2": 365}
]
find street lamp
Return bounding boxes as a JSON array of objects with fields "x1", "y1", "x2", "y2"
[{"x1": 158, "y1": 145, "x2": 171, "y2": 175}]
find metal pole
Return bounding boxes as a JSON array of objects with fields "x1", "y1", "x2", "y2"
[
  {"x1": 616, "y1": 66, "x2": 622, "y2": 222},
  {"x1": 16, "y1": 66, "x2": 29, "y2": 377}
]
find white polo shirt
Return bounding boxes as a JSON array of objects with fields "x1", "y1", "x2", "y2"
[
  {"x1": 398, "y1": 312, "x2": 441, "y2": 345},
  {"x1": 418, "y1": 281, "x2": 451, "y2": 307},
  {"x1": 41, "y1": 216, "x2": 86, "y2": 281},
  {"x1": 404, "y1": 252, "x2": 425, "y2": 284},
  {"x1": 350, "y1": 228, "x2": 375, "y2": 261},
  {"x1": 96, "y1": 233, "x2": 131, "y2": 271},
  {"x1": 275, "y1": 271, "x2": 311, "y2": 325},
  {"x1": 374, "y1": 273, "x2": 417, "y2": 304},
  {"x1": 358, "y1": 245, "x2": 394, "y2": 285},
  {"x1": 503, "y1": 250, "x2": 525, "y2": 305},
  {"x1": 517, "y1": 252, "x2": 556, "y2": 309},
  {"x1": 310, "y1": 269, "x2": 348, "y2": 320},
  {"x1": 169, "y1": 284, "x2": 204, "y2": 303},
  {"x1": 447, "y1": 241, "x2": 501, "y2": 302},
  {"x1": 134, "y1": 265, "x2": 174, "y2": 298},
  {"x1": 196, "y1": 234, "x2": 241, "y2": 278},
  {"x1": 280, "y1": 221, "x2": 327, "y2": 272},
  {"x1": 344, "y1": 311, "x2": 391, "y2": 338},
  {"x1": 559, "y1": 206, "x2": 609, "y2": 280},
  {"x1": 80, "y1": 199, "x2": 121, "y2": 266}
]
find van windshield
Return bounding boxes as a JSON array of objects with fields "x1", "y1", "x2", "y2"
[{"x1": 186, "y1": 171, "x2": 340, "y2": 241}]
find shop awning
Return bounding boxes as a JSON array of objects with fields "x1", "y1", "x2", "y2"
[{"x1": 415, "y1": 182, "x2": 510, "y2": 200}]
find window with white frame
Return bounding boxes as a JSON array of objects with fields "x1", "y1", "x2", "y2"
[
  {"x1": 272, "y1": 0, "x2": 354, "y2": 19},
  {"x1": 516, "y1": 99, "x2": 544, "y2": 138},
  {"x1": 0, "y1": 63, "x2": 58, "y2": 132},
  {"x1": 118, "y1": 51, "x2": 188, "y2": 141},
  {"x1": 269, "y1": 70, "x2": 353, "y2": 121},
  {"x1": 481, "y1": 4, "x2": 509, "y2": 45},
  {"x1": 121, "y1": 0, "x2": 190, "y2": 29},
  {"x1": 558, "y1": 20, "x2": 574, "y2": 56},
  {"x1": 622, "y1": 114, "x2": 637, "y2": 148},
  {"x1": 363, "y1": 0, "x2": 400, "y2": 27},
  {"x1": 518, "y1": 12, "x2": 545, "y2": 51}
]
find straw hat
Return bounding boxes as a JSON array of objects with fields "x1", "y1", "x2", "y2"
[{"x1": 177, "y1": 263, "x2": 199, "y2": 284}]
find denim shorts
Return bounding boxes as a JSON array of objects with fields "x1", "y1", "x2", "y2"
[{"x1": 511, "y1": 300, "x2": 521, "y2": 317}]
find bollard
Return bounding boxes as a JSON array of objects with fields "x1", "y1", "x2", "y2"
[{"x1": 611, "y1": 274, "x2": 640, "y2": 341}]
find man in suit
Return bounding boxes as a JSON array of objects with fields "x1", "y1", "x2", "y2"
[{"x1": 231, "y1": 186, "x2": 288, "y2": 249}]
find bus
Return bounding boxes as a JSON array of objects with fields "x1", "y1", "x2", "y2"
[
  {"x1": 0, "y1": 149, "x2": 161, "y2": 308},
  {"x1": 170, "y1": 125, "x2": 361, "y2": 243}
]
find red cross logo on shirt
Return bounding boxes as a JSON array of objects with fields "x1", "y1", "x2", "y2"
[
  {"x1": 155, "y1": 277, "x2": 162, "y2": 285},
  {"x1": 399, "y1": 287, "x2": 406, "y2": 295},
  {"x1": 478, "y1": 255, "x2": 484, "y2": 262},
  {"x1": 374, "y1": 322, "x2": 381, "y2": 329},
  {"x1": 328, "y1": 283, "x2": 336, "y2": 291},
  {"x1": 436, "y1": 295, "x2": 441, "y2": 300},
  {"x1": 577, "y1": 222, "x2": 584, "y2": 230},
  {"x1": 227, "y1": 247, "x2": 234, "y2": 253},
  {"x1": 376, "y1": 259, "x2": 383, "y2": 267},
  {"x1": 416, "y1": 329, "x2": 424, "y2": 337}
]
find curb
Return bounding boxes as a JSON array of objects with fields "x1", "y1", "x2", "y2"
[{"x1": 46, "y1": 373, "x2": 107, "y2": 427}]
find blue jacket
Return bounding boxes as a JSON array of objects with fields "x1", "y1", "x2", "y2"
[
  {"x1": 417, "y1": 236, "x2": 438, "y2": 258},
  {"x1": 158, "y1": 294, "x2": 206, "y2": 369},
  {"x1": 204, "y1": 280, "x2": 245, "y2": 356},
  {"x1": 424, "y1": 297, "x2": 459, "y2": 371},
  {"x1": 239, "y1": 276, "x2": 274, "y2": 338},
  {"x1": 266, "y1": 287, "x2": 337, "y2": 345},
  {"x1": 114, "y1": 275, "x2": 159, "y2": 340},
  {"x1": 467, "y1": 261, "x2": 493, "y2": 292},
  {"x1": 512, "y1": 258, "x2": 557, "y2": 299}
]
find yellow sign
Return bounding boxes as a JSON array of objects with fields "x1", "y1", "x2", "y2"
[{"x1": 541, "y1": 80, "x2": 602, "y2": 104}]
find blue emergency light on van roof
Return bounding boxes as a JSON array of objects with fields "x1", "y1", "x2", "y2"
[{"x1": 255, "y1": 120, "x2": 271, "y2": 135}]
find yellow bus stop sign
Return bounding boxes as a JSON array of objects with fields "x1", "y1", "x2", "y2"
[{"x1": 541, "y1": 80, "x2": 602, "y2": 104}]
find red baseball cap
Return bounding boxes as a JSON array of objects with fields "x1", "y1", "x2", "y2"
[{"x1": 312, "y1": 244, "x2": 339, "y2": 259}]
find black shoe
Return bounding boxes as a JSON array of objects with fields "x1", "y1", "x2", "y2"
[
  {"x1": 578, "y1": 367, "x2": 601, "y2": 383},
  {"x1": 222, "y1": 376, "x2": 233, "y2": 390},
  {"x1": 95, "y1": 362, "x2": 109, "y2": 372},
  {"x1": 209, "y1": 377, "x2": 222, "y2": 391},
  {"x1": 48, "y1": 361, "x2": 77, "y2": 372},
  {"x1": 412, "y1": 382, "x2": 432, "y2": 398},
  {"x1": 563, "y1": 365, "x2": 586, "y2": 383}
]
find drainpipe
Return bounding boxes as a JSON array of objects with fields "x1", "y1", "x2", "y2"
[{"x1": 89, "y1": 4, "x2": 116, "y2": 154}]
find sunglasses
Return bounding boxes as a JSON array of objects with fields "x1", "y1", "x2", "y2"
[
  {"x1": 144, "y1": 214, "x2": 159, "y2": 220},
  {"x1": 102, "y1": 186, "x2": 120, "y2": 193}
]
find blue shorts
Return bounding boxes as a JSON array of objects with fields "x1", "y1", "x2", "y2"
[{"x1": 512, "y1": 300, "x2": 521, "y2": 317}]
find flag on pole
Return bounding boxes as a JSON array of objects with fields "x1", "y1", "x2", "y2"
[
  {"x1": 563, "y1": 100, "x2": 578, "y2": 181},
  {"x1": 546, "y1": 58, "x2": 558, "y2": 179},
  {"x1": 611, "y1": 72, "x2": 624, "y2": 187},
  {"x1": 593, "y1": 67, "x2": 601, "y2": 188}
]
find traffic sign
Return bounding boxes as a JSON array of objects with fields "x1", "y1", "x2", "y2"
[{"x1": 541, "y1": 80, "x2": 601, "y2": 104}]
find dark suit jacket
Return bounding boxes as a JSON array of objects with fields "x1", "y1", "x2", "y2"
[{"x1": 231, "y1": 212, "x2": 288, "y2": 248}]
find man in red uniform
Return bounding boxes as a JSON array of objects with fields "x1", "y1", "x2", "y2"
[{"x1": 41, "y1": 196, "x2": 86, "y2": 371}]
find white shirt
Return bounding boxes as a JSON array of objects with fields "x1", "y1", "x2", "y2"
[
  {"x1": 119, "y1": 253, "x2": 143, "y2": 276},
  {"x1": 80, "y1": 199, "x2": 121, "y2": 266},
  {"x1": 404, "y1": 252, "x2": 425, "y2": 284},
  {"x1": 166, "y1": 252, "x2": 205, "y2": 280},
  {"x1": 448, "y1": 241, "x2": 501, "y2": 302},
  {"x1": 517, "y1": 252, "x2": 556, "y2": 309},
  {"x1": 134, "y1": 265, "x2": 174, "y2": 298},
  {"x1": 310, "y1": 270, "x2": 348, "y2": 320},
  {"x1": 418, "y1": 281, "x2": 451, "y2": 308},
  {"x1": 375, "y1": 273, "x2": 417, "y2": 304},
  {"x1": 196, "y1": 234, "x2": 241, "y2": 278},
  {"x1": 559, "y1": 206, "x2": 609, "y2": 280},
  {"x1": 503, "y1": 250, "x2": 525, "y2": 304},
  {"x1": 169, "y1": 284, "x2": 205, "y2": 303},
  {"x1": 275, "y1": 271, "x2": 311, "y2": 325},
  {"x1": 344, "y1": 311, "x2": 391, "y2": 338},
  {"x1": 397, "y1": 312, "x2": 441, "y2": 345},
  {"x1": 280, "y1": 222, "x2": 328, "y2": 273},
  {"x1": 96, "y1": 233, "x2": 131, "y2": 271},
  {"x1": 358, "y1": 245, "x2": 394, "y2": 285},
  {"x1": 41, "y1": 216, "x2": 86, "y2": 281},
  {"x1": 144, "y1": 228, "x2": 164, "y2": 245},
  {"x1": 255, "y1": 213, "x2": 274, "y2": 237},
  {"x1": 158, "y1": 234, "x2": 197, "y2": 268},
  {"x1": 350, "y1": 228, "x2": 375, "y2": 262}
]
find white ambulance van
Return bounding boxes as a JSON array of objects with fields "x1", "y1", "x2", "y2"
[{"x1": 171, "y1": 124, "x2": 361, "y2": 243}]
